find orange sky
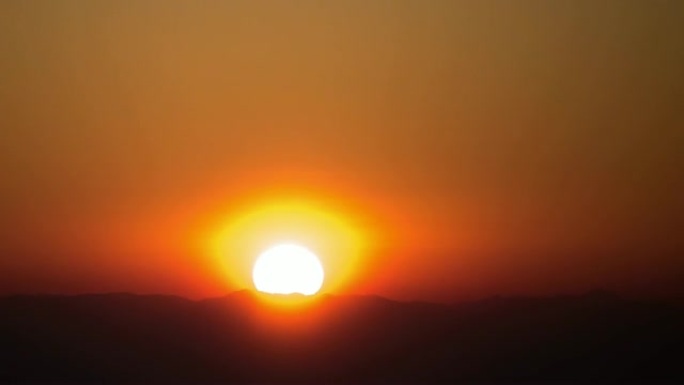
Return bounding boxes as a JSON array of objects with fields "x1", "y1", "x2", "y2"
[{"x1": 1, "y1": 1, "x2": 683, "y2": 301}]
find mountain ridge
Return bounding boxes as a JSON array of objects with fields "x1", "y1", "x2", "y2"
[
  {"x1": 0, "y1": 287, "x2": 637, "y2": 305},
  {"x1": 1, "y1": 290, "x2": 682, "y2": 382}
]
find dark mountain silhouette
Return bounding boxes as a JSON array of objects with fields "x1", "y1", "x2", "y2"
[{"x1": 1, "y1": 290, "x2": 681, "y2": 383}]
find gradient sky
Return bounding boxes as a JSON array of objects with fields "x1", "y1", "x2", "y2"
[{"x1": 1, "y1": 0, "x2": 683, "y2": 301}]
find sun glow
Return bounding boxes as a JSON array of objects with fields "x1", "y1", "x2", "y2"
[
  {"x1": 205, "y1": 194, "x2": 372, "y2": 295},
  {"x1": 252, "y1": 244, "x2": 324, "y2": 295}
]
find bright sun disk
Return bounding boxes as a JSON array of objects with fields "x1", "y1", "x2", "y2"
[{"x1": 252, "y1": 244, "x2": 325, "y2": 295}]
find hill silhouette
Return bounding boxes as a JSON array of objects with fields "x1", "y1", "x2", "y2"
[{"x1": 1, "y1": 290, "x2": 681, "y2": 383}]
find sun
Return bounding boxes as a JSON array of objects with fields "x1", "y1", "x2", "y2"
[{"x1": 252, "y1": 243, "x2": 325, "y2": 295}]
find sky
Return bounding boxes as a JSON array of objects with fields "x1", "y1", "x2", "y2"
[{"x1": 1, "y1": 0, "x2": 683, "y2": 301}]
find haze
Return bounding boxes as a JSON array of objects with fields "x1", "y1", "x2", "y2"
[{"x1": 1, "y1": 0, "x2": 682, "y2": 301}]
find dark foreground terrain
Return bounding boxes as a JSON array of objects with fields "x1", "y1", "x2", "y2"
[{"x1": 1, "y1": 290, "x2": 682, "y2": 383}]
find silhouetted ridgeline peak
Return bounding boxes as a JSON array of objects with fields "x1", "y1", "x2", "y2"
[{"x1": 0, "y1": 291, "x2": 682, "y2": 383}]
